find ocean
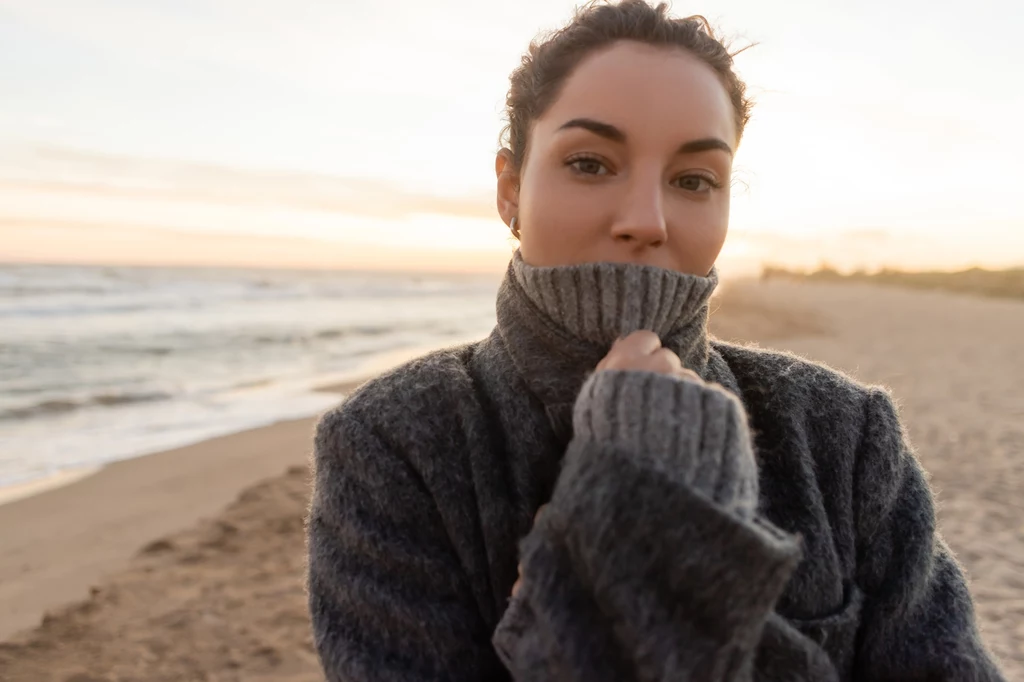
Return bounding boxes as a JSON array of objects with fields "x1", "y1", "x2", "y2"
[{"x1": 0, "y1": 262, "x2": 502, "y2": 490}]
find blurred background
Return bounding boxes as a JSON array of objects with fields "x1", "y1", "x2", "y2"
[
  {"x1": 1, "y1": 1, "x2": 1021, "y2": 680},
  {"x1": 4, "y1": 0, "x2": 1024, "y2": 273}
]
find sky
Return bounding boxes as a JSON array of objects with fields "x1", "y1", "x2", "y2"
[{"x1": 1, "y1": 0, "x2": 1022, "y2": 274}]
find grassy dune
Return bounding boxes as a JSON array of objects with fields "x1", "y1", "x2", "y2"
[{"x1": 761, "y1": 265, "x2": 1024, "y2": 301}]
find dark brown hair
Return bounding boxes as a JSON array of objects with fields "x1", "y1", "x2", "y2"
[{"x1": 498, "y1": 0, "x2": 754, "y2": 175}]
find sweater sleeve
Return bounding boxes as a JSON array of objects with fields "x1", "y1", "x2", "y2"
[
  {"x1": 491, "y1": 370, "x2": 803, "y2": 681},
  {"x1": 306, "y1": 405, "x2": 507, "y2": 681},
  {"x1": 850, "y1": 388, "x2": 1006, "y2": 680}
]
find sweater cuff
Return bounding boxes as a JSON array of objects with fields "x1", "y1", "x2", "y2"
[
  {"x1": 572, "y1": 369, "x2": 759, "y2": 516},
  {"x1": 500, "y1": 452, "x2": 803, "y2": 681}
]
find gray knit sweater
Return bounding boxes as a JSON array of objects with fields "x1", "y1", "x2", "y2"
[{"x1": 306, "y1": 252, "x2": 1005, "y2": 681}]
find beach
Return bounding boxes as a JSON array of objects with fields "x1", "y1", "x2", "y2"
[{"x1": 1, "y1": 278, "x2": 1021, "y2": 681}]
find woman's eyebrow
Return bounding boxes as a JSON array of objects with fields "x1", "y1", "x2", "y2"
[{"x1": 556, "y1": 117, "x2": 733, "y2": 157}]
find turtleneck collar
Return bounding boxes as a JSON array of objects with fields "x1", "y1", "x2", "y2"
[{"x1": 495, "y1": 249, "x2": 722, "y2": 442}]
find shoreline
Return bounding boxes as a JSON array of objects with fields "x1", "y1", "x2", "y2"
[
  {"x1": 0, "y1": 340, "x2": 465, "y2": 511},
  {"x1": 0, "y1": 413, "x2": 331, "y2": 641},
  {"x1": 0, "y1": 339, "x2": 465, "y2": 641},
  {"x1": 0, "y1": 466, "x2": 103, "y2": 507},
  {"x1": 0, "y1": 341, "x2": 447, "y2": 641}
]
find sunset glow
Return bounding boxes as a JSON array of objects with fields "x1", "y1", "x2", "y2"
[{"x1": 1, "y1": 0, "x2": 1021, "y2": 274}]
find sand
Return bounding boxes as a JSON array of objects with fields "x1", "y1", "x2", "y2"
[{"x1": 1, "y1": 280, "x2": 1021, "y2": 681}]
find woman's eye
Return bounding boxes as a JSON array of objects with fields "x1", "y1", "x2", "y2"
[
  {"x1": 676, "y1": 174, "x2": 718, "y2": 192},
  {"x1": 567, "y1": 159, "x2": 719, "y2": 192},
  {"x1": 568, "y1": 157, "x2": 608, "y2": 176}
]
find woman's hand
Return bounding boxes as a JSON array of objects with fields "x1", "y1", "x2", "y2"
[
  {"x1": 596, "y1": 330, "x2": 703, "y2": 384},
  {"x1": 511, "y1": 333, "x2": 704, "y2": 600}
]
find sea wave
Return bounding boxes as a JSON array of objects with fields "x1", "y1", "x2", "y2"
[
  {"x1": 0, "y1": 262, "x2": 501, "y2": 489},
  {"x1": 0, "y1": 391, "x2": 174, "y2": 421}
]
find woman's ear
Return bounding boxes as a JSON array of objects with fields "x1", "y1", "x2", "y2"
[{"x1": 495, "y1": 149, "x2": 520, "y2": 228}]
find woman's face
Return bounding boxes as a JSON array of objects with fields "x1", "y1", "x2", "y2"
[{"x1": 496, "y1": 40, "x2": 737, "y2": 276}]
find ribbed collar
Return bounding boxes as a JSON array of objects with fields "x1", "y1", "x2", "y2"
[{"x1": 495, "y1": 250, "x2": 722, "y2": 442}]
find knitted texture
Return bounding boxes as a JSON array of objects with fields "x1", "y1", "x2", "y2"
[
  {"x1": 510, "y1": 250, "x2": 718, "y2": 346},
  {"x1": 306, "y1": 252, "x2": 1006, "y2": 682},
  {"x1": 572, "y1": 369, "x2": 759, "y2": 517}
]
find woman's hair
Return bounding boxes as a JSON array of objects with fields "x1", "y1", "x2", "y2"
[{"x1": 498, "y1": 0, "x2": 753, "y2": 175}]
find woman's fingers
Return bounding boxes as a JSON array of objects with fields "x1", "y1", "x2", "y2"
[
  {"x1": 612, "y1": 330, "x2": 662, "y2": 355},
  {"x1": 600, "y1": 331, "x2": 664, "y2": 372},
  {"x1": 652, "y1": 347, "x2": 683, "y2": 373},
  {"x1": 597, "y1": 332, "x2": 703, "y2": 384}
]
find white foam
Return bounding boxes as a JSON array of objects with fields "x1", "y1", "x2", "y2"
[{"x1": 0, "y1": 330, "x2": 490, "y2": 500}]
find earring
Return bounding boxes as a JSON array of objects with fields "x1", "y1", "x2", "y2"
[{"x1": 510, "y1": 216, "x2": 520, "y2": 239}]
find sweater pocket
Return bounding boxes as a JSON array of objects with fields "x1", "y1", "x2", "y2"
[
  {"x1": 786, "y1": 579, "x2": 864, "y2": 678},
  {"x1": 755, "y1": 580, "x2": 863, "y2": 682}
]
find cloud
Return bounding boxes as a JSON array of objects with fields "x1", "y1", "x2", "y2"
[
  {"x1": 0, "y1": 0, "x2": 522, "y2": 98},
  {"x1": 1, "y1": 143, "x2": 495, "y2": 222},
  {"x1": 0, "y1": 216, "x2": 513, "y2": 272}
]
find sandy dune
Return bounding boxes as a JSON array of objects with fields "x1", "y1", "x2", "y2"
[{"x1": 1, "y1": 279, "x2": 1020, "y2": 681}]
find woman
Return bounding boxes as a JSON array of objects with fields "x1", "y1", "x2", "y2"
[{"x1": 306, "y1": 1, "x2": 1006, "y2": 680}]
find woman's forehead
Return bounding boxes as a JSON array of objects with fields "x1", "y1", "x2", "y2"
[{"x1": 536, "y1": 41, "x2": 736, "y2": 148}]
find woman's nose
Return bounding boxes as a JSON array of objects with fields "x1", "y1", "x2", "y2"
[{"x1": 609, "y1": 190, "x2": 668, "y2": 248}]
